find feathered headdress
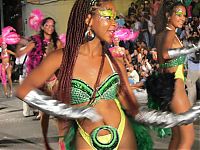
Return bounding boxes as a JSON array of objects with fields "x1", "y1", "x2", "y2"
[
  {"x1": 0, "y1": 37, "x2": 3, "y2": 46},
  {"x1": 28, "y1": 9, "x2": 44, "y2": 31},
  {"x1": 59, "y1": 33, "x2": 66, "y2": 47},
  {"x1": 1, "y1": 26, "x2": 20, "y2": 45},
  {"x1": 113, "y1": 27, "x2": 139, "y2": 42}
]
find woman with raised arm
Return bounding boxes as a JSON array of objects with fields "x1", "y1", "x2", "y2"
[{"x1": 16, "y1": 17, "x2": 62, "y2": 150}]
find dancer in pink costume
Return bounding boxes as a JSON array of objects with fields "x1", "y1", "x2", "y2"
[
  {"x1": 0, "y1": 26, "x2": 20, "y2": 97},
  {"x1": 0, "y1": 42, "x2": 16, "y2": 97}
]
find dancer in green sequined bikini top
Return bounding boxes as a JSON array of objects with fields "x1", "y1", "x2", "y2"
[
  {"x1": 16, "y1": 1, "x2": 200, "y2": 150},
  {"x1": 71, "y1": 54, "x2": 120, "y2": 105},
  {"x1": 146, "y1": 1, "x2": 199, "y2": 149},
  {"x1": 16, "y1": 1, "x2": 140, "y2": 150}
]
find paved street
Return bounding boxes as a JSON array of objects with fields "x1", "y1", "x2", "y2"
[
  {"x1": 0, "y1": 83, "x2": 58, "y2": 150},
  {"x1": 0, "y1": 84, "x2": 199, "y2": 150}
]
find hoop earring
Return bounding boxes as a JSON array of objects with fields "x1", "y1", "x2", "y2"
[{"x1": 85, "y1": 27, "x2": 95, "y2": 41}]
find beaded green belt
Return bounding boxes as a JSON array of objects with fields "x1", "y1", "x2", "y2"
[{"x1": 160, "y1": 55, "x2": 186, "y2": 68}]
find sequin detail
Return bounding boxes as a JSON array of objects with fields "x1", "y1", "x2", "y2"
[
  {"x1": 71, "y1": 73, "x2": 120, "y2": 105},
  {"x1": 160, "y1": 55, "x2": 186, "y2": 68}
]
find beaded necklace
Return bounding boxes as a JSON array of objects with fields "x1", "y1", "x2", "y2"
[{"x1": 166, "y1": 26, "x2": 183, "y2": 47}]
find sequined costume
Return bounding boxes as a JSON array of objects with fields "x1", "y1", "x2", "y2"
[
  {"x1": 0, "y1": 50, "x2": 10, "y2": 85},
  {"x1": 63, "y1": 54, "x2": 153, "y2": 150},
  {"x1": 160, "y1": 55, "x2": 186, "y2": 81},
  {"x1": 68, "y1": 54, "x2": 122, "y2": 149},
  {"x1": 77, "y1": 99, "x2": 125, "y2": 150}
]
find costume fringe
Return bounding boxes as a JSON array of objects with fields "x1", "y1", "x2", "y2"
[
  {"x1": 145, "y1": 72, "x2": 175, "y2": 110},
  {"x1": 64, "y1": 122, "x2": 77, "y2": 150},
  {"x1": 145, "y1": 72, "x2": 173, "y2": 138},
  {"x1": 128, "y1": 116, "x2": 153, "y2": 150}
]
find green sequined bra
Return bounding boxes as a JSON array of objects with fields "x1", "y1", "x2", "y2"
[
  {"x1": 71, "y1": 73, "x2": 120, "y2": 105},
  {"x1": 159, "y1": 55, "x2": 186, "y2": 68}
]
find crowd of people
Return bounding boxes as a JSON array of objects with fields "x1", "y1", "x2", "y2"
[
  {"x1": 116, "y1": 0, "x2": 200, "y2": 89},
  {"x1": 0, "y1": 0, "x2": 200, "y2": 150}
]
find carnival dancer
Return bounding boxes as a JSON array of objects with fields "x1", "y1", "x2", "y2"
[
  {"x1": 16, "y1": 0, "x2": 141, "y2": 149},
  {"x1": 109, "y1": 27, "x2": 139, "y2": 69},
  {"x1": 16, "y1": 16, "x2": 62, "y2": 150},
  {"x1": 146, "y1": 0, "x2": 200, "y2": 149},
  {"x1": 16, "y1": 0, "x2": 200, "y2": 150},
  {"x1": 0, "y1": 42, "x2": 16, "y2": 97},
  {"x1": 0, "y1": 26, "x2": 20, "y2": 97}
]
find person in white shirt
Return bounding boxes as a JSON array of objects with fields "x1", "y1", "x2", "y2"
[
  {"x1": 146, "y1": 15, "x2": 156, "y2": 48},
  {"x1": 186, "y1": 52, "x2": 200, "y2": 105},
  {"x1": 15, "y1": 38, "x2": 32, "y2": 117},
  {"x1": 127, "y1": 64, "x2": 140, "y2": 85},
  {"x1": 132, "y1": 16, "x2": 142, "y2": 31}
]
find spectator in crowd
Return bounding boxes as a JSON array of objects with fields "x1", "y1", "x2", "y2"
[
  {"x1": 115, "y1": 13, "x2": 126, "y2": 27},
  {"x1": 131, "y1": 49, "x2": 138, "y2": 64},
  {"x1": 186, "y1": 3, "x2": 193, "y2": 22},
  {"x1": 123, "y1": 48, "x2": 132, "y2": 69},
  {"x1": 15, "y1": 37, "x2": 30, "y2": 117},
  {"x1": 192, "y1": 0, "x2": 200, "y2": 17},
  {"x1": 139, "y1": 15, "x2": 150, "y2": 48},
  {"x1": 132, "y1": 16, "x2": 142, "y2": 32},
  {"x1": 146, "y1": 15, "x2": 156, "y2": 48},
  {"x1": 128, "y1": 2, "x2": 137, "y2": 16},
  {"x1": 186, "y1": 38, "x2": 200, "y2": 106},
  {"x1": 150, "y1": 0, "x2": 162, "y2": 18},
  {"x1": 127, "y1": 64, "x2": 140, "y2": 85}
]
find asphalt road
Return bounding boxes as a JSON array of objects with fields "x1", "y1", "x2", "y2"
[
  {"x1": 0, "y1": 83, "x2": 58, "y2": 150},
  {"x1": 0, "y1": 84, "x2": 199, "y2": 150}
]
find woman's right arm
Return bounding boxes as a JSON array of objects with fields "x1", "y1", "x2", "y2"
[
  {"x1": 16, "y1": 49, "x2": 63, "y2": 99},
  {"x1": 16, "y1": 41, "x2": 35, "y2": 57}
]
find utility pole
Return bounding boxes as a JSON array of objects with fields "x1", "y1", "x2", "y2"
[{"x1": 0, "y1": 0, "x2": 4, "y2": 32}]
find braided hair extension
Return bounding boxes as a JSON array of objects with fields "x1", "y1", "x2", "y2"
[
  {"x1": 57, "y1": 0, "x2": 94, "y2": 102},
  {"x1": 103, "y1": 43, "x2": 139, "y2": 114},
  {"x1": 39, "y1": 17, "x2": 59, "y2": 53},
  {"x1": 88, "y1": 52, "x2": 106, "y2": 105},
  {"x1": 57, "y1": 0, "x2": 113, "y2": 103},
  {"x1": 155, "y1": 0, "x2": 185, "y2": 34},
  {"x1": 57, "y1": 0, "x2": 138, "y2": 114}
]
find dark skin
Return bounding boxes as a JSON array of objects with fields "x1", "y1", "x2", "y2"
[
  {"x1": 156, "y1": 5, "x2": 194, "y2": 150},
  {"x1": 16, "y1": 2, "x2": 139, "y2": 150},
  {"x1": 0, "y1": 43, "x2": 16, "y2": 97}
]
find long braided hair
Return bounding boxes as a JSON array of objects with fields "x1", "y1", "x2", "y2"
[{"x1": 57, "y1": 0, "x2": 138, "y2": 113}]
